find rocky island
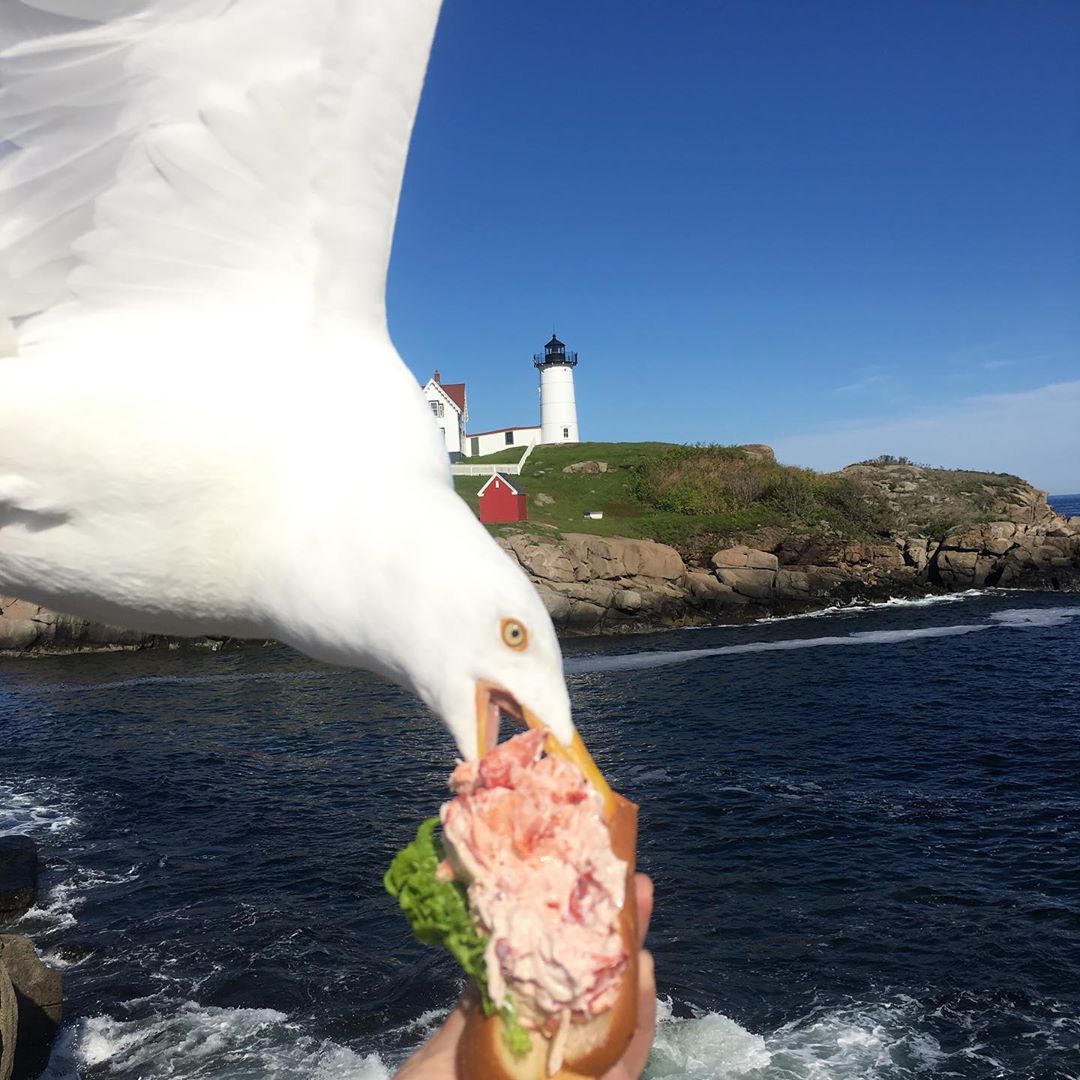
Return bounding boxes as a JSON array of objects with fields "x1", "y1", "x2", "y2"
[{"x1": 2, "y1": 447, "x2": 1078, "y2": 648}]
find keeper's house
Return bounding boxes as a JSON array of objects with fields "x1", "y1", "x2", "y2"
[
  {"x1": 477, "y1": 473, "x2": 528, "y2": 524},
  {"x1": 422, "y1": 371, "x2": 468, "y2": 460},
  {"x1": 466, "y1": 425, "x2": 541, "y2": 458}
]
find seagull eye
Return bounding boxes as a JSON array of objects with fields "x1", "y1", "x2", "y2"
[{"x1": 501, "y1": 618, "x2": 528, "y2": 651}]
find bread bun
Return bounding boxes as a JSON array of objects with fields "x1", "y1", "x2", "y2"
[{"x1": 455, "y1": 794, "x2": 639, "y2": 1079}]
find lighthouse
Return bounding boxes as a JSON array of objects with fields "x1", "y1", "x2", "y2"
[{"x1": 533, "y1": 333, "x2": 580, "y2": 445}]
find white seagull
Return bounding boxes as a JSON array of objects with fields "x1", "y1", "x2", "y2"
[{"x1": 0, "y1": 0, "x2": 610, "y2": 803}]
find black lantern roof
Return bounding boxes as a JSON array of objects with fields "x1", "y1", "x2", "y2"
[{"x1": 534, "y1": 332, "x2": 578, "y2": 369}]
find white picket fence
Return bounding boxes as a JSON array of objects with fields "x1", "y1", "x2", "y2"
[{"x1": 450, "y1": 442, "x2": 535, "y2": 477}]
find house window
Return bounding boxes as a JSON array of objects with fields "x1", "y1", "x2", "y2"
[
  {"x1": 505, "y1": 430, "x2": 515, "y2": 445},
  {"x1": 471, "y1": 437, "x2": 479, "y2": 456},
  {"x1": 430, "y1": 400, "x2": 444, "y2": 418},
  {"x1": 563, "y1": 427, "x2": 569, "y2": 438}
]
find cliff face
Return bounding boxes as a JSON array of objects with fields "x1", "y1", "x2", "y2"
[{"x1": 2, "y1": 468, "x2": 1078, "y2": 649}]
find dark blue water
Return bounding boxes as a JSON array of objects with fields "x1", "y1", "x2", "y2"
[
  {"x1": 1049, "y1": 493, "x2": 1080, "y2": 519},
  {"x1": 2, "y1": 590, "x2": 1079, "y2": 1079}
]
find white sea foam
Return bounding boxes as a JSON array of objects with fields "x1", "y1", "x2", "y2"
[
  {"x1": 565, "y1": 623, "x2": 992, "y2": 674},
  {"x1": 0, "y1": 781, "x2": 79, "y2": 838},
  {"x1": 758, "y1": 588, "x2": 989, "y2": 624},
  {"x1": 989, "y1": 606, "x2": 1080, "y2": 628},
  {"x1": 38, "y1": 989, "x2": 1074, "y2": 1080},
  {"x1": 645, "y1": 999, "x2": 771, "y2": 1078},
  {"x1": 54, "y1": 1002, "x2": 392, "y2": 1079},
  {"x1": 645, "y1": 995, "x2": 947, "y2": 1079},
  {"x1": 565, "y1": 603, "x2": 1080, "y2": 675},
  {"x1": 17, "y1": 862, "x2": 140, "y2": 936}
]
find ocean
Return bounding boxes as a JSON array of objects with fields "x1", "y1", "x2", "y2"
[
  {"x1": 1049, "y1": 493, "x2": 1080, "y2": 519},
  {"x1": 2, "y1": 589, "x2": 1079, "y2": 1079}
]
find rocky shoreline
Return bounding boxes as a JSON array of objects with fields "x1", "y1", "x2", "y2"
[
  {"x1": 497, "y1": 506, "x2": 1080, "y2": 635},
  {"x1": 2, "y1": 470, "x2": 1078, "y2": 650}
]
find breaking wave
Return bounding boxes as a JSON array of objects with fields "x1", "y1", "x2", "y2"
[
  {"x1": 38, "y1": 987, "x2": 1077, "y2": 1079},
  {"x1": 565, "y1": 606, "x2": 1080, "y2": 674},
  {"x1": 0, "y1": 779, "x2": 79, "y2": 838}
]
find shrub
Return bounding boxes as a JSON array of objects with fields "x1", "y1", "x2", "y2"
[
  {"x1": 630, "y1": 445, "x2": 772, "y2": 515},
  {"x1": 631, "y1": 445, "x2": 894, "y2": 537}
]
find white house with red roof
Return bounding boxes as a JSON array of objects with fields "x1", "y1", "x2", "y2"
[{"x1": 422, "y1": 371, "x2": 469, "y2": 458}]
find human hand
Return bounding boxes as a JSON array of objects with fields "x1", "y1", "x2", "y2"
[{"x1": 394, "y1": 873, "x2": 657, "y2": 1079}]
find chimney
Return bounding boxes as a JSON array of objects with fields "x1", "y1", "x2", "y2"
[{"x1": 433, "y1": 370, "x2": 441, "y2": 383}]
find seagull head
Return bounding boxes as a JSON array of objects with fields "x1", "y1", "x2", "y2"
[{"x1": 382, "y1": 490, "x2": 614, "y2": 809}]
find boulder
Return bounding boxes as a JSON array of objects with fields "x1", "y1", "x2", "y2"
[
  {"x1": 934, "y1": 548, "x2": 979, "y2": 586},
  {"x1": 803, "y1": 566, "x2": 849, "y2": 594},
  {"x1": 562, "y1": 535, "x2": 684, "y2": 582},
  {"x1": 680, "y1": 572, "x2": 747, "y2": 608},
  {"x1": 984, "y1": 537, "x2": 1013, "y2": 556},
  {"x1": 0, "y1": 936, "x2": 63, "y2": 1080},
  {"x1": 738, "y1": 444, "x2": 776, "y2": 462},
  {"x1": 902, "y1": 538, "x2": 933, "y2": 572},
  {"x1": 715, "y1": 567, "x2": 776, "y2": 600},
  {"x1": 561, "y1": 461, "x2": 609, "y2": 474},
  {"x1": 498, "y1": 535, "x2": 577, "y2": 583},
  {"x1": 0, "y1": 962, "x2": 12, "y2": 1080},
  {"x1": 0, "y1": 840, "x2": 37, "y2": 922},
  {"x1": 775, "y1": 569, "x2": 811, "y2": 596},
  {"x1": 710, "y1": 545, "x2": 778, "y2": 572},
  {"x1": 533, "y1": 492, "x2": 555, "y2": 507}
]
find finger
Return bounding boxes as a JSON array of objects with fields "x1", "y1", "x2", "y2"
[
  {"x1": 634, "y1": 873, "x2": 654, "y2": 947},
  {"x1": 614, "y1": 948, "x2": 657, "y2": 1079}
]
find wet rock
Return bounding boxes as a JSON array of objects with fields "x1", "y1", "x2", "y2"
[
  {"x1": 0, "y1": 840, "x2": 37, "y2": 923},
  {"x1": 0, "y1": 936, "x2": 63, "y2": 1080},
  {"x1": 46, "y1": 943, "x2": 92, "y2": 965}
]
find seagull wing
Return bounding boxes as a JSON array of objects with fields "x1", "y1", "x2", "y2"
[{"x1": 0, "y1": 0, "x2": 442, "y2": 358}]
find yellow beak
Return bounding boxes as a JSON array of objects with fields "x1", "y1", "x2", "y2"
[{"x1": 475, "y1": 680, "x2": 616, "y2": 821}]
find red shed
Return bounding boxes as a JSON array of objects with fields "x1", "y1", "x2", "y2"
[{"x1": 477, "y1": 473, "x2": 528, "y2": 524}]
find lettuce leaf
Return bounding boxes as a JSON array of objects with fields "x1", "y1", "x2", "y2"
[{"x1": 384, "y1": 817, "x2": 532, "y2": 1055}]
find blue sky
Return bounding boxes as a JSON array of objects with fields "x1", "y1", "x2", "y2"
[{"x1": 387, "y1": 1, "x2": 1080, "y2": 493}]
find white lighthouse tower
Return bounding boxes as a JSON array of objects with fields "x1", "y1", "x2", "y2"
[{"x1": 534, "y1": 333, "x2": 580, "y2": 445}]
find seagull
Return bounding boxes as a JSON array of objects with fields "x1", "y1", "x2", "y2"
[{"x1": 0, "y1": 0, "x2": 611, "y2": 806}]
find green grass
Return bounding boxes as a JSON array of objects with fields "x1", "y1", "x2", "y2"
[
  {"x1": 455, "y1": 442, "x2": 686, "y2": 541},
  {"x1": 455, "y1": 442, "x2": 849, "y2": 550},
  {"x1": 453, "y1": 442, "x2": 1035, "y2": 554},
  {"x1": 463, "y1": 447, "x2": 530, "y2": 464}
]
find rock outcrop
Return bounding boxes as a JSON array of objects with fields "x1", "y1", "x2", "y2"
[
  {"x1": 0, "y1": 597, "x2": 154, "y2": 653},
  {"x1": 0, "y1": 936, "x2": 63, "y2": 1080},
  {"x1": 496, "y1": 533, "x2": 690, "y2": 632},
  {"x1": 561, "y1": 460, "x2": 610, "y2": 475},
  {"x1": 0, "y1": 841, "x2": 37, "y2": 923},
  {"x1": 494, "y1": 486, "x2": 1080, "y2": 632}
]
